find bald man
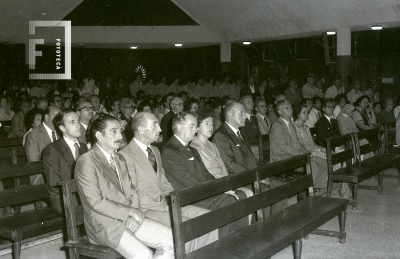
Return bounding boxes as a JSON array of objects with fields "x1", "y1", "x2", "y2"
[{"x1": 212, "y1": 102, "x2": 287, "y2": 216}]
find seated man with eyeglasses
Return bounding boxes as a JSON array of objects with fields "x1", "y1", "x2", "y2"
[{"x1": 76, "y1": 101, "x2": 95, "y2": 145}]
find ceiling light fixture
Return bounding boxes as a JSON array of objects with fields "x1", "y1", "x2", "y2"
[
  {"x1": 175, "y1": 43, "x2": 183, "y2": 47},
  {"x1": 326, "y1": 31, "x2": 336, "y2": 35},
  {"x1": 130, "y1": 46, "x2": 137, "y2": 49},
  {"x1": 371, "y1": 25, "x2": 382, "y2": 30},
  {"x1": 243, "y1": 41, "x2": 251, "y2": 45}
]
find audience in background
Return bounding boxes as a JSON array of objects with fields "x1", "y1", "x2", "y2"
[{"x1": 8, "y1": 100, "x2": 30, "y2": 138}]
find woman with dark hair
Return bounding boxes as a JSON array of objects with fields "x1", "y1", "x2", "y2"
[
  {"x1": 333, "y1": 93, "x2": 347, "y2": 119},
  {"x1": 190, "y1": 107, "x2": 253, "y2": 204},
  {"x1": 353, "y1": 95, "x2": 376, "y2": 130},
  {"x1": 137, "y1": 100, "x2": 152, "y2": 113},
  {"x1": 293, "y1": 104, "x2": 328, "y2": 160},
  {"x1": 23, "y1": 108, "x2": 43, "y2": 146},
  {"x1": 62, "y1": 97, "x2": 72, "y2": 110},
  {"x1": 184, "y1": 98, "x2": 199, "y2": 113}
]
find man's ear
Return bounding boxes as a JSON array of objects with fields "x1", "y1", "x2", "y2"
[
  {"x1": 59, "y1": 125, "x2": 65, "y2": 134},
  {"x1": 95, "y1": 131, "x2": 102, "y2": 143}
]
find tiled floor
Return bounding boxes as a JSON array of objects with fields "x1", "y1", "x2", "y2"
[{"x1": 1, "y1": 169, "x2": 398, "y2": 259}]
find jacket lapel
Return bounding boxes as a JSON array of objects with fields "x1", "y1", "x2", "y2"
[
  {"x1": 130, "y1": 140, "x2": 159, "y2": 183},
  {"x1": 92, "y1": 145, "x2": 124, "y2": 194},
  {"x1": 59, "y1": 138, "x2": 76, "y2": 166},
  {"x1": 39, "y1": 124, "x2": 52, "y2": 145},
  {"x1": 224, "y1": 124, "x2": 256, "y2": 160}
]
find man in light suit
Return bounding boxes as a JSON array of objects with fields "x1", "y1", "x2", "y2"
[
  {"x1": 270, "y1": 100, "x2": 327, "y2": 189},
  {"x1": 162, "y1": 111, "x2": 248, "y2": 238},
  {"x1": 43, "y1": 111, "x2": 88, "y2": 213},
  {"x1": 75, "y1": 114, "x2": 174, "y2": 259},
  {"x1": 212, "y1": 102, "x2": 287, "y2": 215},
  {"x1": 119, "y1": 112, "x2": 217, "y2": 251},
  {"x1": 76, "y1": 100, "x2": 94, "y2": 145},
  {"x1": 255, "y1": 98, "x2": 271, "y2": 135},
  {"x1": 25, "y1": 106, "x2": 61, "y2": 185}
]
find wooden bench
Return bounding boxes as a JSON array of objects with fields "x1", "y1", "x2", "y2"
[
  {"x1": 59, "y1": 180, "x2": 122, "y2": 259},
  {"x1": 0, "y1": 161, "x2": 63, "y2": 259},
  {"x1": 0, "y1": 146, "x2": 27, "y2": 166},
  {"x1": 0, "y1": 138, "x2": 23, "y2": 149},
  {"x1": 170, "y1": 154, "x2": 348, "y2": 259},
  {"x1": 0, "y1": 121, "x2": 11, "y2": 139},
  {"x1": 355, "y1": 128, "x2": 400, "y2": 183}
]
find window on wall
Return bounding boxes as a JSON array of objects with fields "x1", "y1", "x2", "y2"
[
  {"x1": 352, "y1": 31, "x2": 378, "y2": 56},
  {"x1": 380, "y1": 29, "x2": 400, "y2": 53}
]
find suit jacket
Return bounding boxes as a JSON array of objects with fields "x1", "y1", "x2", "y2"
[
  {"x1": 25, "y1": 123, "x2": 54, "y2": 162},
  {"x1": 212, "y1": 123, "x2": 258, "y2": 174},
  {"x1": 79, "y1": 123, "x2": 87, "y2": 144},
  {"x1": 75, "y1": 144, "x2": 138, "y2": 249},
  {"x1": 161, "y1": 135, "x2": 215, "y2": 191},
  {"x1": 43, "y1": 138, "x2": 88, "y2": 213},
  {"x1": 99, "y1": 83, "x2": 114, "y2": 101},
  {"x1": 7, "y1": 111, "x2": 26, "y2": 138},
  {"x1": 119, "y1": 139, "x2": 174, "y2": 212},
  {"x1": 269, "y1": 117, "x2": 308, "y2": 162},
  {"x1": 255, "y1": 113, "x2": 271, "y2": 135},
  {"x1": 315, "y1": 116, "x2": 340, "y2": 147},
  {"x1": 239, "y1": 85, "x2": 259, "y2": 98},
  {"x1": 240, "y1": 115, "x2": 261, "y2": 145},
  {"x1": 160, "y1": 111, "x2": 175, "y2": 142}
]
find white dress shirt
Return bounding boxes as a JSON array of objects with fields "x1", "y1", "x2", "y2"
[
  {"x1": 63, "y1": 136, "x2": 80, "y2": 160},
  {"x1": 43, "y1": 123, "x2": 56, "y2": 142},
  {"x1": 134, "y1": 138, "x2": 149, "y2": 158}
]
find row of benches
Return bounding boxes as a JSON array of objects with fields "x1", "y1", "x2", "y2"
[{"x1": 0, "y1": 125, "x2": 399, "y2": 258}]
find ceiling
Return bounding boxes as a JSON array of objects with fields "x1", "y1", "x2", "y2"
[{"x1": 1, "y1": 0, "x2": 400, "y2": 49}]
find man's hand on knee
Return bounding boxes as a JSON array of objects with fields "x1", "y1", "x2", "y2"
[
  {"x1": 129, "y1": 208, "x2": 145, "y2": 224},
  {"x1": 126, "y1": 217, "x2": 141, "y2": 233}
]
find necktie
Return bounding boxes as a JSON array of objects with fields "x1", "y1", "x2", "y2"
[
  {"x1": 51, "y1": 131, "x2": 57, "y2": 142},
  {"x1": 264, "y1": 116, "x2": 270, "y2": 128},
  {"x1": 74, "y1": 143, "x2": 80, "y2": 161},
  {"x1": 146, "y1": 147, "x2": 157, "y2": 172},
  {"x1": 109, "y1": 155, "x2": 124, "y2": 192},
  {"x1": 237, "y1": 131, "x2": 244, "y2": 142}
]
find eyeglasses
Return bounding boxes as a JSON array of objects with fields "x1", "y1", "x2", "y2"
[
  {"x1": 77, "y1": 106, "x2": 94, "y2": 111},
  {"x1": 123, "y1": 105, "x2": 136, "y2": 110}
]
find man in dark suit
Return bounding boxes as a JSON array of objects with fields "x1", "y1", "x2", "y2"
[
  {"x1": 212, "y1": 102, "x2": 287, "y2": 216},
  {"x1": 75, "y1": 114, "x2": 174, "y2": 258},
  {"x1": 43, "y1": 111, "x2": 88, "y2": 213},
  {"x1": 239, "y1": 76, "x2": 259, "y2": 99},
  {"x1": 161, "y1": 111, "x2": 248, "y2": 238},
  {"x1": 76, "y1": 100, "x2": 94, "y2": 145},
  {"x1": 315, "y1": 99, "x2": 340, "y2": 147},
  {"x1": 239, "y1": 95, "x2": 261, "y2": 158},
  {"x1": 160, "y1": 97, "x2": 183, "y2": 142}
]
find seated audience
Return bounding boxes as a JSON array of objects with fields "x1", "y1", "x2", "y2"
[
  {"x1": 266, "y1": 99, "x2": 278, "y2": 125},
  {"x1": 302, "y1": 74, "x2": 323, "y2": 99},
  {"x1": 43, "y1": 110, "x2": 88, "y2": 213},
  {"x1": 346, "y1": 79, "x2": 363, "y2": 104},
  {"x1": 160, "y1": 97, "x2": 183, "y2": 142},
  {"x1": 137, "y1": 100, "x2": 152, "y2": 113},
  {"x1": 185, "y1": 99, "x2": 199, "y2": 113},
  {"x1": 305, "y1": 96, "x2": 322, "y2": 128},
  {"x1": 352, "y1": 95, "x2": 376, "y2": 131},
  {"x1": 239, "y1": 95, "x2": 261, "y2": 146},
  {"x1": 89, "y1": 95, "x2": 104, "y2": 114},
  {"x1": 270, "y1": 100, "x2": 327, "y2": 189},
  {"x1": 324, "y1": 74, "x2": 344, "y2": 99},
  {"x1": 75, "y1": 114, "x2": 174, "y2": 259},
  {"x1": 76, "y1": 101, "x2": 95, "y2": 145},
  {"x1": 315, "y1": 99, "x2": 340, "y2": 147},
  {"x1": 119, "y1": 98, "x2": 136, "y2": 144},
  {"x1": 23, "y1": 108, "x2": 43, "y2": 146},
  {"x1": 240, "y1": 76, "x2": 259, "y2": 98},
  {"x1": 255, "y1": 98, "x2": 271, "y2": 135},
  {"x1": 105, "y1": 98, "x2": 120, "y2": 119},
  {"x1": 0, "y1": 96, "x2": 15, "y2": 121},
  {"x1": 49, "y1": 95, "x2": 62, "y2": 109},
  {"x1": 8, "y1": 100, "x2": 30, "y2": 138},
  {"x1": 162, "y1": 111, "x2": 248, "y2": 238},
  {"x1": 380, "y1": 97, "x2": 396, "y2": 125},
  {"x1": 284, "y1": 77, "x2": 302, "y2": 106},
  {"x1": 333, "y1": 94, "x2": 347, "y2": 119},
  {"x1": 62, "y1": 97, "x2": 72, "y2": 110},
  {"x1": 119, "y1": 112, "x2": 218, "y2": 252},
  {"x1": 373, "y1": 102, "x2": 383, "y2": 126},
  {"x1": 38, "y1": 97, "x2": 49, "y2": 110}
]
